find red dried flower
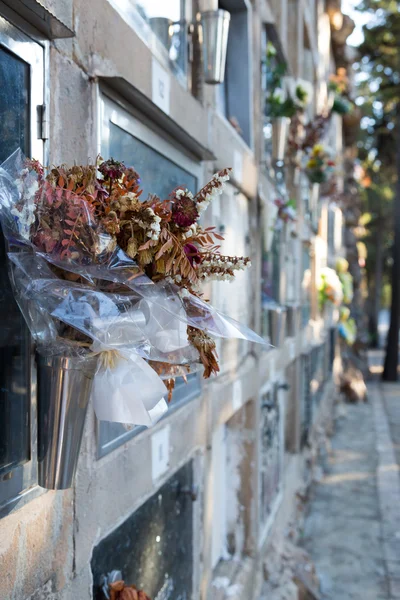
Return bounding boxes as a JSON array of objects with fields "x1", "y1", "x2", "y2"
[
  {"x1": 184, "y1": 243, "x2": 201, "y2": 265},
  {"x1": 172, "y1": 194, "x2": 199, "y2": 227},
  {"x1": 25, "y1": 158, "x2": 44, "y2": 178},
  {"x1": 99, "y1": 158, "x2": 125, "y2": 181}
]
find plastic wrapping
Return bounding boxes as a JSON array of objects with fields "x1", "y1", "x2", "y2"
[
  {"x1": 91, "y1": 349, "x2": 169, "y2": 425},
  {"x1": 0, "y1": 150, "x2": 267, "y2": 426}
]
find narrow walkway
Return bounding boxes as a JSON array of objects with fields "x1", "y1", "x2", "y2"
[{"x1": 302, "y1": 381, "x2": 400, "y2": 599}]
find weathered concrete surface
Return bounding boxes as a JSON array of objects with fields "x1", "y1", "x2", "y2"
[
  {"x1": 301, "y1": 381, "x2": 400, "y2": 600},
  {"x1": 382, "y1": 383, "x2": 400, "y2": 471},
  {"x1": 372, "y1": 383, "x2": 400, "y2": 600}
]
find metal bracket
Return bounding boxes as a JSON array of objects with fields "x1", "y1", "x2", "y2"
[{"x1": 37, "y1": 104, "x2": 49, "y2": 141}]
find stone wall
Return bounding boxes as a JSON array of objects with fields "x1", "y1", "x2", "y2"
[{"x1": 0, "y1": 1, "x2": 342, "y2": 598}]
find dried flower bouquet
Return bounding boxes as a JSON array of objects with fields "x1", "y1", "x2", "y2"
[
  {"x1": 273, "y1": 198, "x2": 297, "y2": 230},
  {"x1": 0, "y1": 150, "x2": 264, "y2": 423},
  {"x1": 305, "y1": 144, "x2": 335, "y2": 184}
]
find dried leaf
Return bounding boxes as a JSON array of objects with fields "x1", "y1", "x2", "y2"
[
  {"x1": 155, "y1": 237, "x2": 174, "y2": 260},
  {"x1": 126, "y1": 237, "x2": 138, "y2": 258},
  {"x1": 155, "y1": 258, "x2": 166, "y2": 273},
  {"x1": 138, "y1": 239, "x2": 153, "y2": 251}
]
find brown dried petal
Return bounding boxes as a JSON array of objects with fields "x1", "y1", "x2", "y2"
[{"x1": 127, "y1": 237, "x2": 138, "y2": 258}]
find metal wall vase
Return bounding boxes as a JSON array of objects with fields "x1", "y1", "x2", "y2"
[
  {"x1": 200, "y1": 10, "x2": 231, "y2": 84},
  {"x1": 286, "y1": 304, "x2": 301, "y2": 338},
  {"x1": 267, "y1": 306, "x2": 287, "y2": 348},
  {"x1": 272, "y1": 117, "x2": 291, "y2": 163},
  {"x1": 37, "y1": 353, "x2": 98, "y2": 489}
]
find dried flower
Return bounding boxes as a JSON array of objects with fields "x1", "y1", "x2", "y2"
[
  {"x1": 184, "y1": 243, "x2": 201, "y2": 266},
  {"x1": 98, "y1": 158, "x2": 125, "y2": 181},
  {"x1": 274, "y1": 198, "x2": 297, "y2": 227},
  {"x1": 187, "y1": 326, "x2": 219, "y2": 378},
  {"x1": 109, "y1": 580, "x2": 151, "y2": 600},
  {"x1": 172, "y1": 191, "x2": 199, "y2": 227},
  {"x1": 194, "y1": 168, "x2": 231, "y2": 215},
  {"x1": 124, "y1": 166, "x2": 141, "y2": 184},
  {"x1": 25, "y1": 158, "x2": 44, "y2": 178}
]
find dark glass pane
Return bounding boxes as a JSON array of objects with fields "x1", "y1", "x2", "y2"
[
  {"x1": 0, "y1": 46, "x2": 30, "y2": 162},
  {"x1": 91, "y1": 462, "x2": 194, "y2": 600},
  {"x1": 0, "y1": 46, "x2": 31, "y2": 476},
  {"x1": 98, "y1": 122, "x2": 199, "y2": 455},
  {"x1": 260, "y1": 387, "x2": 281, "y2": 525},
  {"x1": 109, "y1": 122, "x2": 197, "y2": 199},
  {"x1": 301, "y1": 244, "x2": 311, "y2": 327},
  {"x1": 271, "y1": 230, "x2": 281, "y2": 303}
]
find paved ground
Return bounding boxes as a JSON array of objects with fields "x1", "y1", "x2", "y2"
[
  {"x1": 301, "y1": 370, "x2": 400, "y2": 599},
  {"x1": 382, "y1": 383, "x2": 400, "y2": 470}
]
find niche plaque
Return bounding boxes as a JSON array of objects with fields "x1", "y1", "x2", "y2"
[{"x1": 91, "y1": 462, "x2": 194, "y2": 600}]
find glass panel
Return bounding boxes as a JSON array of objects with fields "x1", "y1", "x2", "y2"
[
  {"x1": 261, "y1": 229, "x2": 281, "y2": 338},
  {"x1": 98, "y1": 118, "x2": 200, "y2": 456},
  {"x1": 0, "y1": 46, "x2": 30, "y2": 161},
  {"x1": 134, "y1": 0, "x2": 187, "y2": 76},
  {"x1": 301, "y1": 353, "x2": 312, "y2": 446},
  {"x1": 301, "y1": 243, "x2": 311, "y2": 327},
  {"x1": 0, "y1": 46, "x2": 31, "y2": 476},
  {"x1": 209, "y1": 186, "x2": 251, "y2": 372},
  {"x1": 91, "y1": 462, "x2": 194, "y2": 600},
  {"x1": 136, "y1": 1, "x2": 181, "y2": 27},
  {"x1": 216, "y1": 77, "x2": 228, "y2": 118},
  {"x1": 109, "y1": 122, "x2": 196, "y2": 199},
  {"x1": 260, "y1": 387, "x2": 281, "y2": 525},
  {"x1": 327, "y1": 208, "x2": 335, "y2": 256}
]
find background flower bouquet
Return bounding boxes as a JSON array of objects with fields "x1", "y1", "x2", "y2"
[
  {"x1": 266, "y1": 79, "x2": 311, "y2": 119},
  {"x1": 264, "y1": 45, "x2": 312, "y2": 119},
  {"x1": 305, "y1": 144, "x2": 335, "y2": 184},
  {"x1": 274, "y1": 198, "x2": 297, "y2": 230},
  {"x1": 328, "y1": 70, "x2": 353, "y2": 115},
  {"x1": 317, "y1": 267, "x2": 344, "y2": 310},
  {"x1": 336, "y1": 257, "x2": 354, "y2": 305},
  {"x1": 338, "y1": 306, "x2": 357, "y2": 346}
]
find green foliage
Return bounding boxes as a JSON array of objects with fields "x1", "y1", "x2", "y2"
[
  {"x1": 332, "y1": 96, "x2": 352, "y2": 115},
  {"x1": 355, "y1": 0, "x2": 400, "y2": 312},
  {"x1": 264, "y1": 42, "x2": 310, "y2": 118}
]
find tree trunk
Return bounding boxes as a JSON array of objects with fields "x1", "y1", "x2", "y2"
[
  {"x1": 367, "y1": 280, "x2": 378, "y2": 348},
  {"x1": 370, "y1": 229, "x2": 383, "y2": 348},
  {"x1": 383, "y1": 105, "x2": 400, "y2": 381}
]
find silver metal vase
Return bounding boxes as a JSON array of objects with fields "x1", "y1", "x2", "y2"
[
  {"x1": 200, "y1": 9, "x2": 231, "y2": 84},
  {"x1": 37, "y1": 353, "x2": 98, "y2": 490},
  {"x1": 266, "y1": 306, "x2": 287, "y2": 348},
  {"x1": 286, "y1": 304, "x2": 301, "y2": 338},
  {"x1": 272, "y1": 117, "x2": 291, "y2": 162}
]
